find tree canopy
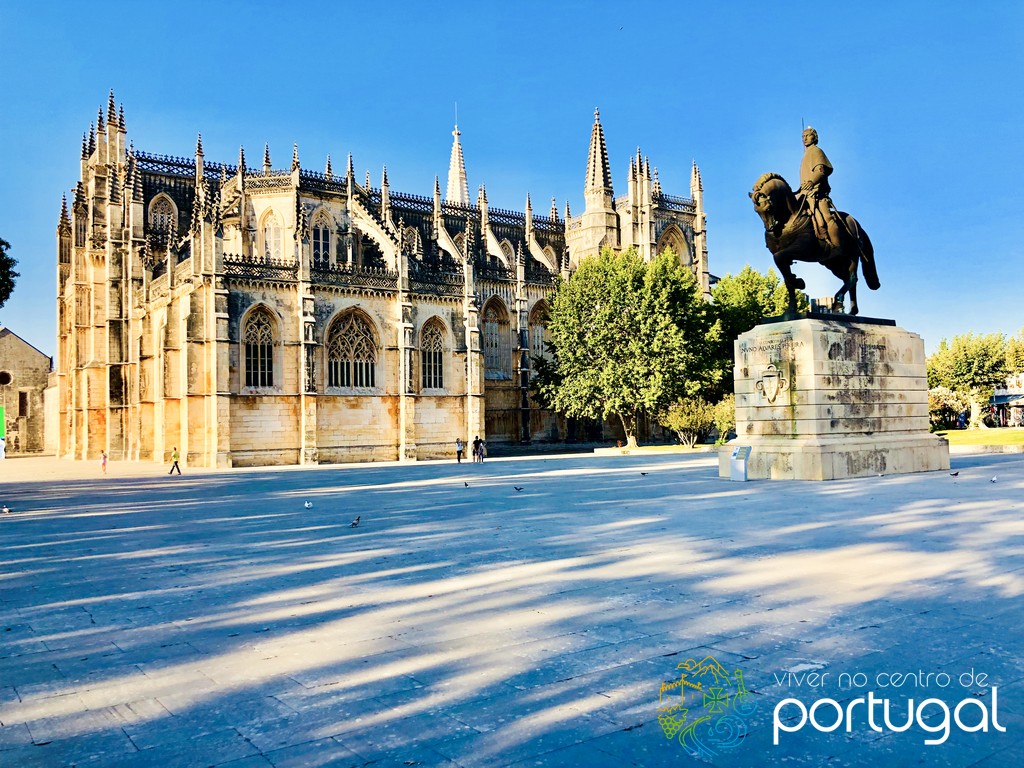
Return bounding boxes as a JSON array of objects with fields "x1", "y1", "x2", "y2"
[
  {"x1": 533, "y1": 247, "x2": 723, "y2": 445},
  {"x1": 927, "y1": 333, "x2": 1009, "y2": 428},
  {"x1": 927, "y1": 333, "x2": 1009, "y2": 393},
  {"x1": 0, "y1": 238, "x2": 17, "y2": 310}
]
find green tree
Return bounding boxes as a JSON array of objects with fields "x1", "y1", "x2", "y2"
[
  {"x1": 927, "y1": 333, "x2": 1009, "y2": 428},
  {"x1": 661, "y1": 397, "x2": 716, "y2": 447},
  {"x1": 713, "y1": 393, "x2": 736, "y2": 444},
  {"x1": 928, "y1": 386, "x2": 970, "y2": 431},
  {"x1": 1006, "y1": 329, "x2": 1024, "y2": 373},
  {"x1": 534, "y1": 247, "x2": 723, "y2": 446},
  {"x1": 710, "y1": 265, "x2": 808, "y2": 397},
  {"x1": 0, "y1": 238, "x2": 18, "y2": 309}
]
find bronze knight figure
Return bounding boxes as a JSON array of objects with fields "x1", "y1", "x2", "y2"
[{"x1": 750, "y1": 127, "x2": 879, "y2": 317}]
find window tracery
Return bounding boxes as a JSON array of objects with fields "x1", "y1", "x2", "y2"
[
  {"x1": 327, "y1": 312, "x2": 377, "y2": 388},
  {"x1": 243, "y1": 308, "x2": 275, "y2": 388}
]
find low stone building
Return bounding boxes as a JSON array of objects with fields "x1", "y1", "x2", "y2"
[
  {"x1": 0, "y1": 327, "x2": 53, "y2": 454},
  {"x1": 55, "y1": 93, "x2": 710, "y2": 467}
]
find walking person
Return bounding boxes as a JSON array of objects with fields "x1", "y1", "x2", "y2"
[
  {"x1": 478, "y1": 438, "x2": 486, "y2": 463},
  {"x1": 168, "y1": 446, "x2": 181, "y2": 475},
  {"x1": 101, "y1": 450, "x2": 108, "y2": 474},
  {"x1": 472, "y1": 436, "x2": 481, "y2": 464},
  {"x1": 455, "y1": 437, "x2": 465, "y2": 464}
]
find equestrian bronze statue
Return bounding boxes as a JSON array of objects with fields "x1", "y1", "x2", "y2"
[{"x1": 750, "y1": 128, "x2": 879, "y2": 317}]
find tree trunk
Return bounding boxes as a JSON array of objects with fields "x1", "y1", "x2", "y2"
[
  {"x1": 969, "y1": 393, "x2": 988, "y2": 430},
  {"x1": 619, "y1": 413, "x2": 639, "y2": 447}
]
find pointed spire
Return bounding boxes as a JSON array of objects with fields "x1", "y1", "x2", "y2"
[
  {"x1": 118, "y1": 104, "x2": 126, "y2": 132},
  {"x1": 550, "y1": 197, "x2": 558, "y2": 221},
  {"x1": 585, "y1": 107, "x2": 613, "y2": 194},
  {"x1": 325, "y1": 154, "x2": 333, "y2": 180},
  {"x1": 565, "y1": 200, "x2": 572, "y2": 220},
  {"x1": 81, "y1": 133, "x2": 88, "y2": 160},
  {"x1": 525, "y1": 192, "x2": 532, "y2": 212},
  {"x1": 644, "y1": 156, "x2": 651, "y2": 179},
  {"x1": 365, "y1": 169, "x2": 371, "y2": 190},
  {"x1": 238, "y1": 145, "x2": 247, "y2": 174},
  {"x1": 690, "y1": 160, "x2": 703, "y2": 193},
  {"x1": 98, "y1": 105, "x2": 105, "y2": 132},
  {"x1": 346, "y1": 153, "x2": 354, "y2": 179},
  {"x1": 381, "y1": 164, "x2": 389, "y2": 187},
  {"x1": 107, "y1": 90, "x2": 117, "y2": 125},
  {"x1": 291, "y1": 143, "x2": 300, "y2": 171},
  {"x1": 652, "y1": 167, "x2": 662, "y2": 197},
  {"x1": 263, "y1": 143, "x2": 271, "y2": 174},
  {"x1": 434, "y1": 175, "x2": 441, "y2": 197},
  {"x1": 446, "y1": 123, "x2": 470, "y2": 205},
  {"x1": 59, "y1": 194, "x2": 70, "y2": 228},
  {"x1": 196, "y1": 132, "x2": 204, "y2": 156},
  {"x1": 88, "y1": 123, "x2": 96, "y2": 156},
  {"x1": 478, "y1": 185, "x2": 489, "y2": 231}
]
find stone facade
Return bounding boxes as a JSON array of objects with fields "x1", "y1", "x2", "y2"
[
  {"x1": 56, "y1": 95, "x2": 709, "y2": 467},
  {"x1": 718, "y1": 316, "x2": 950, "y2": 480},
  {"x1": 0, "y1": 328, "x2": 52, "y2": 454}
]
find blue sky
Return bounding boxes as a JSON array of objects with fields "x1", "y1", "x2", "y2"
[{"x1": 1, "y1": 1, "x2": 1021, "y2": 355}]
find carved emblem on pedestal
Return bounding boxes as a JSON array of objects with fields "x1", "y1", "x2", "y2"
[{"x1": 755, "y1": 364, "x2": 789, "y2": 404}]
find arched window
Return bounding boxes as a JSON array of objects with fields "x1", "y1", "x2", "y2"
[
  {"x1": 243, "y1": 307, "x2": 275, "y2": 388},
  {"x1": 262, "y1": 211, "x2": 283, "y2": 260},
  {"x1": 312, "y1": 214, "x2": 331, "y2": 265},
  {"x1": 483, "y1": 300, "x2": 511, "y2": 379},
  {"x1": 421, "y1": 321, "x2": 445, "y2": 390},
  {"x1": 529, "y1": 302, "x2": 550, "y2": 359},
  {"x1": 327, "y1": 312, "x2": 377, "y2": 388},
  {"x1": 149, "y1": 196, "x2": 175, "y2": 233},
  {"x1": 657, "y1": 225, "x2": 691, "y2": 266}
]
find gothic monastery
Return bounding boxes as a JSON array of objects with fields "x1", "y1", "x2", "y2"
[{"x1": 56, "y1": 93, "x2": 709, "y2": 466}]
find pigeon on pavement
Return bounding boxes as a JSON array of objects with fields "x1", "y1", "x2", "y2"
[{"x1": 350, "y1": 516, "x2": 361, "y2": 527}]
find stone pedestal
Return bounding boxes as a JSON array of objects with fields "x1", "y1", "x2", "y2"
[{"x1": 718, "y1": 315, "x2": 949, "y2": 480}]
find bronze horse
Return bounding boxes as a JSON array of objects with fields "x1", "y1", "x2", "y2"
[{"x1": 750, "y1": 172, "x2": 879, "y2": 316}]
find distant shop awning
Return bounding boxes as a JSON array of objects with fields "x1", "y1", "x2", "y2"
[{"x1": 991, "y1": 394, "x2": 1024, "y2": 406}]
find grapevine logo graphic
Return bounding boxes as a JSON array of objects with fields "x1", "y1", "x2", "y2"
[{"x1": 657, "y1": 655, "x2": 757, "y2": 759}]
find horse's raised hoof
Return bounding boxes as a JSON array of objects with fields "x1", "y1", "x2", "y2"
[
  {"x1": 793, "y1": 278, "x2": 806, "y2": 290},
  {"x1": 850, "y1": 306, "x2": 859, "y2": 316}
]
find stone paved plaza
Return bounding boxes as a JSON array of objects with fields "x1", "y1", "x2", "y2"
[{"x1": 0, "y1": 452, "x2": 1022, "y2": 767}]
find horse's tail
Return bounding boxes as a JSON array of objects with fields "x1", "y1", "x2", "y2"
[
  {"x1": 859, "y1": 227, "x2": 880, "y2": 290},
  {"x1": 843, "y1": 214, "x2": 880, "y2": 290}
]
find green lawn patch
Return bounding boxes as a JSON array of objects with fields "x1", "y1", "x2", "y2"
[{"x1": 936, "y1": 427, "x2": 1024, "y2": 446}]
